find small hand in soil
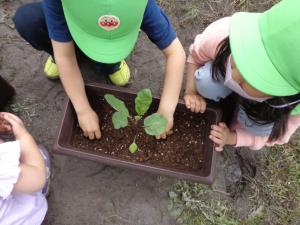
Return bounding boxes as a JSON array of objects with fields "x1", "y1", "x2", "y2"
[{"x1": 155, "y1": 108, "x2": 174, "y2": 139}]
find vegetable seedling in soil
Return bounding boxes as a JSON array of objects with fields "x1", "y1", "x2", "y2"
[
  {"x1": 104, "y1": 89, "x2": 167, "y2": 153},
  {"x1": 57, "y1": 84, "x2": 220, "y2": 179}
]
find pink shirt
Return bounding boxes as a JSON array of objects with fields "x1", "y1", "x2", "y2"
[
  {"x1": 0, "y1": 141, "x2": 47, "y2": 225},
  {"x1": 188, "y1": 17, "x2": 300, "y2": 150}
]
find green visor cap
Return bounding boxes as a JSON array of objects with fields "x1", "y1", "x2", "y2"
[
  {"x1": 229, "y1": 0, "x2": 300, "y2": 96},
  {"x1": 61, "y1": 0, "x2": 148, "y2": 63}
]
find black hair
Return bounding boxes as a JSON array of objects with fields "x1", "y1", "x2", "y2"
[
  {"x1": 211, "y1": 37, "x2": 300, "y2": 141},
  {"x1": 212, "y1": 37, "x2": 231, "y2": 82}
]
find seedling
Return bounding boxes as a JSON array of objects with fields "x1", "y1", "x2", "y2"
[{"x1": 104, "y1": 89, "x2": 167, "y2": 153}]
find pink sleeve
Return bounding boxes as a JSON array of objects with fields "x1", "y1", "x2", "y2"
[
  {"x1": 187, "y1": 17, "x2": 230, "y2": 66},
  {"x1": 233, "y1": 114, "x2": 300, "y2": 150},
  {"x1": 235, "y1": 129, "x2": 269, "y2": 150}
]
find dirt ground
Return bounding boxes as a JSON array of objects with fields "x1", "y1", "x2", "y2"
[{"x1": 1, "y1": 0, "x2": 299, "y2": 225}]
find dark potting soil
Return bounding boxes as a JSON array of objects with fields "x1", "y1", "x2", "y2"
[{"x1": 72, "y1": 98, "x2": 209, "y2": 172}]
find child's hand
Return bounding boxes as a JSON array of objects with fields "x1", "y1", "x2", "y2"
[
  {"x1": 0, "y1": 113, "x2": 12, "y2": 132},
  {"x1": 156, "y1": 109, "x2": 174, "y2": 139},
  {"x1": 209, "y1": 122, "x2": 237, "y2": 152},
  {"x1": 77, "y1": 108, "x2": 101, "y2": 140},
  {"x1": 184, "y1": 92, "x2": 206, "y2": 113},
  {"x1": 0, "y1": 112, "x2": 28, "y2": 139}
]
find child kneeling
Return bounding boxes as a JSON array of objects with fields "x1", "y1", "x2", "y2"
[{"x1": 0, "y1": 112, "x2": 50, "y2": 225}]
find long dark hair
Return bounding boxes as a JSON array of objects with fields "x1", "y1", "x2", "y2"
[{"x1": 211, "y1": 37, "x2": 300, "y2": 141}]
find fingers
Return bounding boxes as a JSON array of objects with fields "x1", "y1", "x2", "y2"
[
  {"x1": 95, "y1": 129, "x2": 101, "y2": 139},
  {"x1": 88, "y1": 131, "x2": 95, "y2": 140},
  {"x1": 156, "y1": 127, "x2": 172, "y2": 139},
  {"x1": 184, "y1": 95, "x2": 206, "y2": 113},
  {"x1": 209, "y1": 134, "x2": 224, "y2": 151},
  {"x1": 184, "y1": 95, "x2": 196, "y2": 110},
  {"x1": 210, "y1": 124, "x2": 226, "y2": 143},
  {"x1": 211, "y1": 124, "x2": 224, "y2": 133},
  {"x1": 1, "y1": 112, "x2": 22, "y2": 124},
  {"x1": 194, "y1": 100, "x2": 202, "y2": 113},
  {"x1": 155, "y1": 108, "x2": 174, "y2": 140},
  {"x1": 156, "y1": 132, "x2": 167, "y2": 140},
  {"x1": 0, "y1": 123, "x2": 12, "y2": 132},
  {"x1": 184, "y1": 96, "x2": 191, "y2": 109},
  {"x1": 78, "y1": 110, "x2": 101, "y2": 140},
  {"x1": 215, "y1": 146, "x2": 224, "y2": 152},
  {"x1": 1, "y1": 115, "x2": 16, "y2": 128},
  {"x1": 83, "y1": 127, "x2": 101, "y2": 140},
  {"x1": 155, "y1": 130, "x2": 174, "y2": 139},
  {"x1": 198, "y1": 98, "x2": 206, "y2": 113},
  {"x1": 191, "y1": 95, "x2": 206, "y2": 113},
  {"x1": 0, "y1": 114, "x2": 12, "y2": 131},
  {"x1": 167, "y1": 130, "x2": 174, "y2": 135},
  {"x1": 210, "y1": 122, "x2": 229, "y2": 152},
  {"x1": 155, "y1": 128, "x2": 173, "y2": 140},
  {"x1": 218, "y1": 122, "x2": 227, "y2": 128},
  {"x1": 209, "y1": 134, "x2": 223, "y2": 145},
  {"x1": 189, "y1": 97, "x2": 196, "y2": 113},
  {"x1": 210, "y1": 130, "x2": 223, "y2": 139},
  {"x1": 210, "y1": 124, "x2": 224, "y2": 150},
  {"x1": 83, "y1": 130, "x2": 88, "y2": 138},
  {"x1": 83, "y1": 130, "x2": 97, "y2": 140},
  {"x1": 0, "y1": 113, "x2": 24, "y2": 134}
]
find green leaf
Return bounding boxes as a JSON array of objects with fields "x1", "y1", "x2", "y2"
[
  {"x1": 144, "y1": 113, "x2": 167, "y2": 136},
  {"x1": 104, "y1": 94, "x2": 129, "y2": 117},
  {"x1": 135, "y1": 89, "x2": 152, "y2": 116},
  {"x1": 112, "y1": 112, "x2": 128, "y2": 129},
  {"x1": 129, "y1": 142, "x2": 138, "y2": 154}
]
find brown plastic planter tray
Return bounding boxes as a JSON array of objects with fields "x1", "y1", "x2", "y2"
[
  {"x1": 54, "y1": 83, "x2": 221, "y2": 184},
  {"x1": 0, "y1": 76, "x2": 15, "y2": 110}
]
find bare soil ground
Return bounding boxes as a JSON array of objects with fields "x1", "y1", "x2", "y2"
[{"x1": 1, "y1": 0, "x2": 299, "y2": 225}]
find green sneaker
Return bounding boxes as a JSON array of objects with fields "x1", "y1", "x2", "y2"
[
  {"x1": 109, "y1": 60, "x2": 131, "y2": 86},
  {"x1": 44, "y1": 56, "x2": 59, "y2": 79}
]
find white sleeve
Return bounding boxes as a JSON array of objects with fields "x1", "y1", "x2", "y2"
[{"x1": 0, "y1": 141, "x2": 21, "y2": 199}]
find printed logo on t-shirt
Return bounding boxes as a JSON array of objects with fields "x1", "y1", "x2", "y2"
[{"x1": 98, "y1": 15, "x2": 120, "y2": 31}]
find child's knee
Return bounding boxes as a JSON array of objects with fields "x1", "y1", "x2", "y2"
[{"x1": 13, "y1": 3, "x2": 45, "y2": 42}]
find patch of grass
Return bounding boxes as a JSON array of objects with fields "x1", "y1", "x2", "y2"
[
  {"x1": 158, "y1": 0, "x2": 280, "y2": 29},
  {"x1": 246, "y1": 141, "x2": 300, "y2": 225},
  {"x1": 168, "y1": 138, "x2": 300, "y2": 225},
  {"x1": 168, "y1": 181, "x2": 242, "y2": 225},
  {"x1": 231, "y1": 0, "x2": 250, "y2": 10},
  {"x1": 7, "y1": 98, "x2": 44, "y2": 123},
  {"x1": 231, "y1": 0, "x2": 280, "y2": 11}
]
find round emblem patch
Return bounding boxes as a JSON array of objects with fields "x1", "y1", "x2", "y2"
[{"x1": 98, "y1": 15, "x2": 120, "y2": 31}]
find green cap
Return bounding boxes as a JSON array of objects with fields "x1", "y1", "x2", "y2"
[
  {"x1": 230, "y1": 0, "x2": 300, "y2": 97},
  {"x1": 61, "y1": 0, "x2": 148, "y2": 63}
]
